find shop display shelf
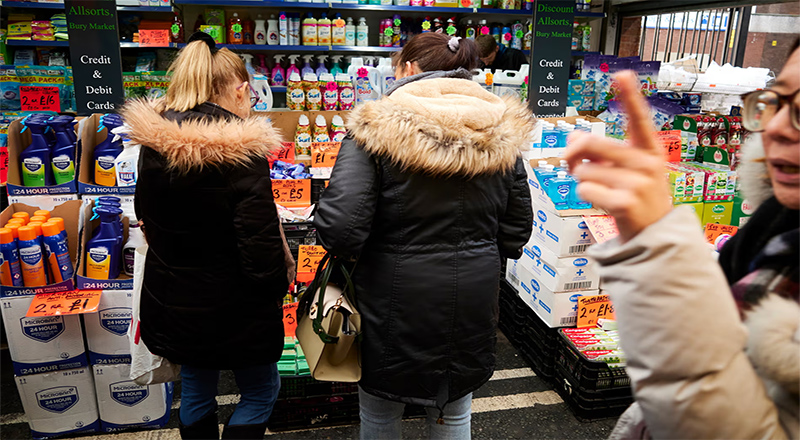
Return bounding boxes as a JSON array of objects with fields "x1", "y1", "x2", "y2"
[
  {"x1": 555, "y1": 329, "x2": 631, "y2": 391},
  {"x1": 5, "y1": 39, "x2": 70, "y2": 47},
  {"x1": 278, "y1": 375, "x2": 359, "y2": 399},
  {"x1": 117, "y1": 5, "x2": 173, "y2": 11},
  {"x1": 554, "y1": 362, "x2": 633, "y2": 421},
  {"x1": 330, "y1": 45, "x2": 398, "y2": 52},
  {"x1": 119, "y1": 42, "x2": 181, "y2": 48},
  {"x1": 271, "y1": 86, "x2": 288, "y2": 93},
  {"x1": 572, "y1": 51, "x2": 600, "y2": 56},
  {"x1": 176, "y1": 43, "x2": 329, "y2": 51},
  {"x1": 0, "y1": 1, "x2": 64, "y2": 9},
  {"x1": 575, "y1": 11, "x2": 604, "y2": 18},
  {"x1": 269, "y1": 392, "x2": 360, "y2": 432},
  {"x1": 283, "y1": 221, "x2": 318, "y2": 261},
  {"x1": 174, "y1": 0, "x2": 325, "y2": 7}
]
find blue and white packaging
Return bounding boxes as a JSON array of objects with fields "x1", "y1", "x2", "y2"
[
  {"x1": 529, "y1": 204, "x2": 596, "y2": 257},
  {"x1": 519, "y1": 241, "x2": 599, "y2": 292},
  {"x1": 15, "y1": 368, "x2": 100, "y2": 439},
  {"x1": 1, "y1": 295, "x2": 88, "y2": 376},
  {"x1": 506, "y1": 260, "x2": 596, "y2": 328},
  {"x1": 92, "y1": 364, "x2": 172, "y2": 432},
  {"x1": 84, "y1": 290, "x2": 132, "y2": 365}
]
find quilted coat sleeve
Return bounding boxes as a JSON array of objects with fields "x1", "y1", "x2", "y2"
[
  {"x1": 229, "y1": 157, "x2": 290, "y2": 298},
  {"x1": 314, "y1": 137, "x2": 379, "y2": 259},
  {"x1": 497, "y1": 157, "x2": 533, "y2": 259},
  {"x1": 589, "y1": 207, "x2": 787, "y2": 440}
]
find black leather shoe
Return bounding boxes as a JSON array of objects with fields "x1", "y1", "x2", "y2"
[
  {"x1": 179, "y1": 409, "x2": 219, "y2": 439},
  {"x1": 220, "y1": 422, "x2": 269, "y2": 439}
]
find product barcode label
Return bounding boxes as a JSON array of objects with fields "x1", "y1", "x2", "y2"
[
  {"x1": 569, "y1": 245, "x2": 589, "y2": 254},
  {"x1": 564, "y1": 281, "x2": 593, "y2": 291},
  {"x1": 507, "y1": 273, "x2": 520, "y2": 286},
  {"x1": 560, "y1": 316, "x2": 577, "y2": 326}
]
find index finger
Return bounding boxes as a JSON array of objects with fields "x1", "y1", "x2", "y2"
[{"x1": 616, "y1": 70, "x2": 660, "y2": 155}]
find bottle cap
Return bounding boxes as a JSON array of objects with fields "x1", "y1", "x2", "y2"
[
  {"x1": 315, "y1": 114, "x2": 327, "y2": 126},
  {"x1": 538, "y1": 160, "x2": 548, "y2": 167},
  {"x1": 545, "y1": 164, "x2": 555, "y2": 171},
  {"x1": 0, "y1": 228, "x2": 13, "y2": 244},
  {"x1": 4, "y1": 224, "x2": 20, "y2": 240},
  {"x1": 18, "y1": 225, "x2": 39, "y2": 241},
  {"x1": 6, "y1": 218, "x2": 26, "y2": 226},
  {"x1": 49, "y1": 217, "x2": 66, "y2": 232},
  {"x1": 298, "y1": 114, "x2": 310, "y2": 125},
  {"x1": 303, "y1": 72, "x2": 318, "y2": 82},
  {"x1": 42, "y1": 222, "x2": 61, "y2": 237},
  {"x1": 11, "y1": 212, "x2": 30, "y2": 224},
  {"x1": 27, "y1": 222, "x2": 44, "y2": 237},
  {"x1": 34, "y1": 210, "x2": 51, "y2": 220},
  {"x1": 557, "y1": 171, "x2": 567, "y2": 178},
  {"x1": 29, "y1": 216, "x2": 48, "y2": 224}
]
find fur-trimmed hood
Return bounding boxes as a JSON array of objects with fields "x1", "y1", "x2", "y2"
[
  {"x1": 347, "y1": 78, "x2": 535, "y2": 178},
  {"x1": 739, "y1": 134, "x2": 774, "y2": 209},
  {"x1": 120, "y1": 99, "x2": 283, "y2": 173}
]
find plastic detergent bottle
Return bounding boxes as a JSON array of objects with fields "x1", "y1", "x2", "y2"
[
  {"x1": 320, "y1": 73, "x2": 339, "y2": 110},
  {"x1": 286, "y1": 55, "x2": 301, "y2": 79},
  {"x1": 356, "y1": 17, "x2": 368, "y2": 46},
  {"x1": 538, "y1": 164, "x2": 558, "y2": 190},
  {"x1": 330, "y1": 55, "x2": 345, "y2": 76},
  {"x1": 304, "y1": 72, "x2": 322, "y2": 111},
  {"x1": 331, "y1": 14, "x2": 346, "y2": 45},
  {"x1": 229, "y1": 13, "x2": 244, "y2": 44},
  {"x1": 17, "y1": 225, "x2": 47, "y2": 287},
  {"x1": 317, "y1": 13, "x2": 331, "y2": 45},
  {"x1": 547, "y1": 171, "x2": 572, "y2": 210},
  {"x1": 330, "y1": 115, "x2": 347, "y2": 142},
  {"x1": 336, "y1": 73, "x2": 355, "y2": 110},
  {"x1": 254, "y1": 15, "x2": 267, "y2": 45},
  {"x1": 532, "y1": 160, "x2": 549, "y2": 182},
  {"x1": 267, "y1": 15, "x2": 279, "y2": 45},
  {"x1": 85, "y1": 207, "x2": 123, "y2": 280},
  {"x1": 295, "y1": 115, "x2": 313, "y2": 156},
  {"x1": 349, "y1": 58, "x2": 380, "y2": 104},
  {"x1": 376, "y1": 57, "x2": 395, "y2": 94},
  {"x1": 123, "y1": 223, "x2": 145, "y2": 276},
  {"x1": 270, "y1": 55, "x2": 286, "y2": 86},
  {"x1": 541, "y1": 123, "x2": 559, "y2": 151},
  {"x1": 0, "y1": 228, "x2": 23, "y2": 287},
  {"x1": 286, "y1": 71, "x2": 305, "y2": 111},
  {"x1": 48, "y1": 116, "x2": 77, "y2": 185},
  {"x1": 316, "y1": 55, "x2": 329, "y2": 76},
  {"x1": 345, "y1": 17, "x2": 356, "y2": 45},
  {"x1": 19, "y1": 118, "x2": 53, "y2": 187},
  {"x1": 302, "y1": 13, "x2": 318, "y2": 45},
  {"x1": 41, "y1": 221, "x2": 72, "y2": 283}
]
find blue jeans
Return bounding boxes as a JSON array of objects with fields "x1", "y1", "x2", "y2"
[
  {"x1": 180, "y1": 363, "x2": 281, "y2": 426},
  {"x1": 359, "y1": 387, "x2": 472, "y2": 440}
]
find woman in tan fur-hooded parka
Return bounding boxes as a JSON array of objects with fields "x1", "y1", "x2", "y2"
[
  {"x1": 314, "y1": 33, "x2": 535, "y2": 440},
  {"x1": 120, "y1": 32, "x2": 294, "y2": 440}
]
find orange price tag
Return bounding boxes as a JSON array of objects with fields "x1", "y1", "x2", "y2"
[
  {"x1": 139, "y1": 29, "x2": 170, "y2": 47},
  {"x1": 311, "y1": 142, "x2": 341, "y2": 168},
  {"x1": 26, "y1": 290, "x2": 102, "y2": 317},
  {"x1": 275, "y1": 142, "x2": 296, "y2": 164},
  {"x1": 582, "y1": 215, "x2": 619, "y2": 244},
  {"x1": 283, "y1": 302, "x2": 298, "y2": 337},
  {"x1": 298, "y1": 245, "x2": 326, "y2": 274},
  {"x1": 704, "y1": 223, "x2": 738, "y2": 246},
  {"x1": 656, "y1": 130, "x2": 682, "y2": 162},
  {"x1": 577, "y1": 294, "x2": 615, "y2": 328},
  {"x1": 271, "y1": 179, "x2": 311, "y2": 207},
  {"x1": 20, "y1": 86, "x2": 60, "y2": 112}
]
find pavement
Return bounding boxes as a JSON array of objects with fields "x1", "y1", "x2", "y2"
[{"x1": 0, "y1": 330, "x2": 618, "y2": 439}]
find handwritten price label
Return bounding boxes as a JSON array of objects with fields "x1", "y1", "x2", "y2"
[
  {"x1": 271, "y1": 179, "x2": 311, "y2": 208},
  {"x1": 582, "y1": 215, "x2": 619, "y2": 244},
  {"x1": 271, "y1": 142, "x2": 296, "y2": 164},
  {"x1": 20, "y1": 86, "x2": 60, "y2": 112},
  {"x1": 704, "y1": 223, "x2": 738, "y2": 246},
  {"x1": 311, "y1": 142, "x2": 341, "y2": 168},
  {"x1": 656, "y1": 130, "x2": 682, "y2": 162},
  {"x1": 577, "y1": 294, "x2": 615, "y2": 328},
  {"x1": 139, "y1": 29, "x2": 170, "y2": 47},
  {"x1": 283, "y1": 302, "x2": 298, "y2": 336},
  {"x1": 296, "y1": 245, "x2": 326, "y2": 283},
  {"x1": 26, "y1": 290, "x2": 102, "y2": 317}
]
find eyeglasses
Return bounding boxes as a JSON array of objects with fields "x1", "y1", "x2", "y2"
[
  {"x1": 740, "y1": 89, "x2": 800, "y2": 132},
  {"x1": 238, "y1": 82, "x2": 259, "y2": 108}
]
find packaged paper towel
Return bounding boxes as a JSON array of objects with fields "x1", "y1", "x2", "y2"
[
  {"x1": 92, "y1": 363, "x2": 172, "y2": 432},
  {"x1": 84, "y1": 290, "x2": 132, "y2": 365}
]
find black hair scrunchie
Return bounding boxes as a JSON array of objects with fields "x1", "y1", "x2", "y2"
[{"x1": 187, "y1": 31, "x2": 218, "y2": 54}]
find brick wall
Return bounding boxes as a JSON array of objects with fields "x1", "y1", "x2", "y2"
[{"x1": 617, "y1": 16, "x2": 642, "y2": 57}]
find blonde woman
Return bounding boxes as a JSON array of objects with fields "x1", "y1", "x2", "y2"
[{"x1": 121, "y1": 32, "x2": 294, "y2": 440}]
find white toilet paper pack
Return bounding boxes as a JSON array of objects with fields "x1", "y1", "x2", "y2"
[
  {"x1": 92, "y1": 364, "x2": 172, "y2": 432},
  {"x1": 84, "y1": 290, "x2": 132, "y2": 365}
]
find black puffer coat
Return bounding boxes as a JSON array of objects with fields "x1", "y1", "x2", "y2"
[
  {"x1": 314, "y1": 77, "x2": 534, "y2": 409},
  {"x1": 123, "y1": 100, "x2": 292, "y2": 369}
]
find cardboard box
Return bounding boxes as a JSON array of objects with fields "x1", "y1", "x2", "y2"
[
  {"x1": 702, "y1": 201, "x2": 733, "y2": 226},
  {"x1": 730, "y1": 194, "x2": 754, "y2": 227},
  {"x1": 92, "y1": 364, "x2": 172, "y2": 433},
  {"x1": 76, "y1": 201, "x2": 132, "y2": 290},
  {"x1": 78, "y1": 114, "x2": 136, "y2": 196},
  {"x1": 7, "y1": 194, "x2": 79, "y2": 211},
  {"x1": 1, "y1": 295, "x2": 88, "y2": 376},
  {"x1": 265, "y1": 111, "x2": 350, "y2": 162},
  {"x1": 84, "y1": 290, "x2": 132, "y2": 365},
  {"x1": 1, "y1": 200, "x2": 82, "y2": 296},
  {"x1": 506, "y1": 260, "x2": 593, "y2": 328},
  {"x1": 15, "y1": 368, "x2": 100, "y2": 439},
  {"x1": 6, "y1": 119, "x2": 78, "y2": 196},
  {"x1": 524, "y1": 158, "x2": 605, "y2": 217},
  {"x1": 529, "y1": 201, "x2": 596, "y2": 257},
  {"x1": 518, "y1": 239, "x2": 599, "y2": 292},
  {"x1": 675, "y1": 201, "x2": 704, "y2": 224}
]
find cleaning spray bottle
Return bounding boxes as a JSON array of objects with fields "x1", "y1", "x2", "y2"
[
  {"x1": 17, "y1": 225, "x2": 47, "y2": 287},
  {"x1": 301, "y1": 54, "x2": 316, "y2": 76},
  {"x1": 85, "y1": 207, "x2": 123, "y2": 280},
  {"x1": 241, "y1": 54, "x2": 256, "y2": 76},
  {"x1": 316, "y1": 55, "x2": 329, "y2": 76},
  {"x1": 287, "y1": 55, "x2": 301, "y2": 78},
  {"x1": 93, "y1": 117, "x2": 124, "y2": 187},
  {"x1": 19, "y1": 117, "x2": 53, "y2": 187},
  {"x1": 47, "y1": 116, "x2": 76, "y2": 185},
  {"x1": 255, "y1": 54, "x2": 268, "y2": 75},
  {"x1": 287, "y1": 71, "x2": 305, "y2": 110},
  {"x1": 111, "y1": 125, "x2": 140, "y2": 187},
  {"x1": 330, "y1": 55, "x2": 345, "y2": 76},
  {"x1": 313, "y1": 115, "x2": 330, "y2": 142},
  {"x1": 377, "y1": 57, "x2": 395, "y2": 94},
  {"x1": 0, "y1": 228, "x2": 23, "y2": 287},
  {"x1": 271, "y1": 55, "x2": 286, "y2": 86},
  {"x1": 41, "y1": 221, "x2": 72, "y2": 284}
]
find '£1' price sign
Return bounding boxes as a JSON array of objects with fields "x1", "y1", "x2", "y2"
[
  {"x1": 311, "y1": 142, "x2": 341, "y2": 168},
  {"x1": 271, "y1": 179, "x2": 311, "y2": 208}
]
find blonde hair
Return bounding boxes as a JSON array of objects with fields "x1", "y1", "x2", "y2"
[{"x1": 164, "y1": 41, "x2": 249, "y2": 112}]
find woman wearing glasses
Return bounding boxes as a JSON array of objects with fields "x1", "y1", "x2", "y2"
[
  {"x1": 121, "y1": 32, "x2": 294, "y2": 440},
  {"x1": 564, "y1": 42, "x2": 799, "y2": 439}
]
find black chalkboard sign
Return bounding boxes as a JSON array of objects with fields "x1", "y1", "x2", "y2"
[{"x1": 528, "y1": 0, "x2": 575, "y2": 117}]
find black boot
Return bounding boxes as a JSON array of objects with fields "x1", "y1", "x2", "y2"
[
  {"x1": 179, "y1": 409, "x2": 219, "y2": 440},
  {"x1": 220, "y1": 422, "x2": 269, "y2": 440}
]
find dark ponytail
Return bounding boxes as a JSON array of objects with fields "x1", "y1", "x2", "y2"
[{"x1": 395, "y1": 33, "x2": 479, "y2": 73}]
